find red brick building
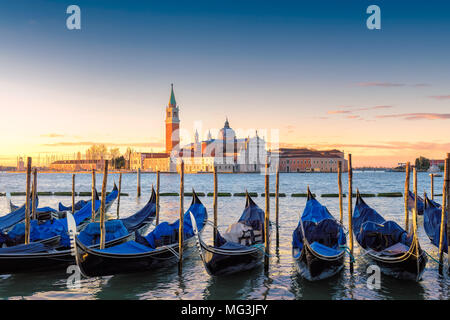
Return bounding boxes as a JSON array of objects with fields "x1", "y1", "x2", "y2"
[{"x1": 277, "y1": 148, "x2": 347, "y2": 173}]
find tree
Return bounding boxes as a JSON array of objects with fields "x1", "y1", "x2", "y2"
[
  {"x1": 114, "y1": 156, "x2": 126, "y2": 169},
  {"x1": 86, "y1": 144, "x2": 108, "y2": 160},
  {"x1": 109, "y1": 148, "x2": 121, "y2": 159},
  {"x1": 415, "y1": 156, "x2": 430, "y2": 171}
]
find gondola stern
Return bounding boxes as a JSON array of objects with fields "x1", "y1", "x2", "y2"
[
  {"x1": 149, "y1": 185, "x2": 156, "y2": 204},
  {"x1": 306, "y1": 186, "x2": 315, "y2": 201},
  {"x1": 191, "y1": 189, "x2": 202, "y2": 205}
]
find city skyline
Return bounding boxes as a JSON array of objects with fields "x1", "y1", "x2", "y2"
[{"x1": 1, "y1": 0, "x2": 450, "y2": 167}]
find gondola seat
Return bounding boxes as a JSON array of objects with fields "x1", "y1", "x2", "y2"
[
  {"x1": 293, "y1": 219, "x2": 344, "y2": 250},
  {"x1": 309, "y1": 242, "x2": 342, "y2": 257},
  {"x1": 357, "y1": 220, "x2": 411, "y2": 252},
  {"x1": 78, "y1": 220, "x2": 129, "y2": 246}
]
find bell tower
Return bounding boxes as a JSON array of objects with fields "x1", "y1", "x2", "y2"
[{"x1": 165, "y1": 83, "x2": 180, "y2": 153}]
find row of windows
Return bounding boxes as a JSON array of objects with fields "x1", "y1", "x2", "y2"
[{"x1": 282, "y1": 159, "x2": 341, "y2": 165}]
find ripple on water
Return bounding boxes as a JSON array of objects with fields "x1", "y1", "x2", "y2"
[{"x1": 0, "y1": 172, "x2": 449, "y2": 299}]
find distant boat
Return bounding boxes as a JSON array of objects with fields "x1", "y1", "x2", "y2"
[{"x1": 428, "y1": 165, "x2": 441, "y2": 173}]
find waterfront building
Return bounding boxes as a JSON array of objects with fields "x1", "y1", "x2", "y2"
[
  {"x1": 277, "y1": 148, "x2": 347, "y2": 173},
  {"x1": 49, "y1": 159, "x2": 106, "y2": 171}
]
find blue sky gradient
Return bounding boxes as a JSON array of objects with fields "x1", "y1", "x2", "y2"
[{"x1": 1, "y1": 0, "x2": 449, "y2": 166}]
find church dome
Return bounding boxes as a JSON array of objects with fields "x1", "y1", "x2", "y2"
[{"x1": 218, "y1": 118, "x2": 236, "y2": 141}]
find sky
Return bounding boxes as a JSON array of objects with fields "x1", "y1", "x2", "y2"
[{"x1": 0, "y1": 0, "x2": 449, "y2": 167}]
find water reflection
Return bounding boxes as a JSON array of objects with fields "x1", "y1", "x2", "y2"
[
  {"x1": 203, "y1": 266, "x2": 265, "y2": 300},
  {"x1": 0, "y1": 172, "x2": 448, "y2": 300}
]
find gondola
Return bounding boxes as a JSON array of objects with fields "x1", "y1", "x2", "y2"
[
  {"x1": 74, "y1": 190, "x2": 207, "y2": 277},
  {"x1": 423, "y1": 195, "x2": 447, "y2": 254},
  {"x1": 0, "y1": 197, "x2": 59, "y2": 233},
  {"x1": 1, "y1": 185, "x2": 118, "y2": 246},
  {"x1": 353, "y1": 191, "x2": 428, "y2": 281},
  {"x1": 58, "y1": 200, "x2": 88, "y2": 213},
  {"x1": 292, "y1": 188, "x2": 346, "y2": 281},
  {"x1": 191, "y1": 192, "x2": 266, "y2": 276},
  {"x1": 0, "y1": 187, "x2": 157, "y2": 274},
  {"x1": 407, "y1": 191, "x2": 424, "y2": 215}
]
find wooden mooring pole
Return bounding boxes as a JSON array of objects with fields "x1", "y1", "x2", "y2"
[
  {"x1": 447, "y1": 154, "x2": 450, "y2": 273},
  {"x1": 404, "y1": 162, "x2": 411, "y2": 233},
  {"x1": 430, "y1": 173, "x2": 435, "y2": 200},
  {"x1": 438, "y1": 155, "x2": 449, "y2": 273},
  {"x1": 413, "y1": 168, "x2": 420, "y2": 278},
  {"x1": 24, "y1": 157, "x2": 32, "y2": 245},
  {"x1": 72, "y1": 174, "x2": 75, "y2": 214},
  {"x1": 178, "y1": 161, "x2": 184, "y2": 272},
  {"x1": 91, "y1": 169, "x2": 96, "y2": 222},
  {"x1": 116, "y1": 173, "x2": 122, "y2": 219},
  {"x1": 338, "y1": 161, "x2": 343, "y2": 225},
  {"x1": 264, "y1": 160, "x2": 270, "y2": 270},
  {"x1": 213, "y1": 166, "x2": 218, "y2": 245},
  {"x1": 99, "y1": 160, "x2": 108, "y2": 250},
  {"x1": 347, "y1": 154, "x2": 354, "y2": 272},
  {"x1": 156, "y1": 170, "x2": 160, "y2": 226},
  {"x1": 275, "y1": 165, "x2": 280, "y2": 247},
  {"x1": 137, "y1": 167, "x2": 141, "y2": 197},
  {"x1": 31, "y1": 168, "x2": 37, "y2": 220}
]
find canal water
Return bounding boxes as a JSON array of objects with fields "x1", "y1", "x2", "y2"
[{"x1": 0, "y1": 171, "x2": 448, "y2": 300}]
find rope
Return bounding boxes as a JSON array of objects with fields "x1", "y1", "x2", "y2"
[
  {"x1": 251, "y1": 243, "x2": 272, "y2": 258},
  {"x1": 423, "y1": 250, "x2": 444, "y2": 266},
  {"x1": 162, "y1": 245, "x2": 180, "y2": 261},
  {"x1": 339, "y1": 245, "x2": 355, "y2": 263}
]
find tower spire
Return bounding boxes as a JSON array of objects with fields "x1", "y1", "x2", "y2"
[{"x1": 169, "y1": 83, "x2": 177, "y2": 107}]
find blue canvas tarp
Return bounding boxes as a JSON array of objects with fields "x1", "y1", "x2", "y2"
[
  {"x1": 119, "y1": 195, "x2": 156, "y2": 232},
  {"x1": 3, "y1": 187, "x2": 118, "y2": 248},
  {"x1": 77, "y1": 220, "x2": 129, "y2": 246},
  {"x1": 105, "y1": 195, "x2": 207, "y2": 253},
  {"x1": 354, "y1": 196, "x2": 413, "y2": 252},
  {"x1": 0, "y1": 242, "x2": 51, "y2": 254},
  {"x1": 424, "y1": 201, "x2": 447, "y2": 253},
  {"x1": 58, "y1": 200, "x2": 88, "y2": 212},
  {"x1": 292, "y1": 196, "x2": 346, "y2": 256}
]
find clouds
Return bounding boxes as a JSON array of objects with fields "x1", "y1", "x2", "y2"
[
  {"x1": 356, "y1": 82, "x2": 431, "y2": 87},
  {"x1": 326, "y1": 105, "x2": 394, "y2": 121},
  {"x1": 429, "y1": 95, "x2": 450, "y2": 100},
  {"x1": 40, "y1": 133, "x2": 65, "y2": 138},
  {"x1": 356, "y1": 82, "x2": 406, "y2": 87},
  {"x1": 376, "y1": 113, "x2": 450, "y2": 121},
  {"x1": 42, "y1": 141, "x2": 164, "y2": 148},
  {"x1": 327, "y1": 105, "x2": 393, "y2": 115}
]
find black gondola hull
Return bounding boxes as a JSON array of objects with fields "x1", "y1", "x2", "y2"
[
  {"x1": 293, "y1": 246, "x2": 345, "y2": 281},
  {"x1": 201, "y1": 245, "x2": 264, "y2": 276},
  {"x1": 76, "y1": 237, "x2": 197, "y2": 277},
  {"x1": 365, "y1": 246, "x2": 428, "y2": 281},
  {"x1": 0, "y1": 234, "x2": 131, "y2": 274}
]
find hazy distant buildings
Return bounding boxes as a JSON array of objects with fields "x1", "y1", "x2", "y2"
[
  {"x1": 16, "y1": 157, "x2": 24, "y2": 171},
  {"x1": 49, "y1": 159, "x2": 106, "y2": 171}
]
